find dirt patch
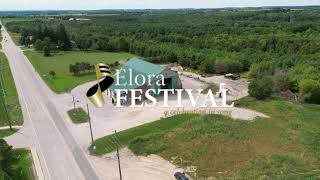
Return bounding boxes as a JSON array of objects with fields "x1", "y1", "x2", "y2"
[{"x1": 89, "y1": 148, "x2": 186, "y2": 180}]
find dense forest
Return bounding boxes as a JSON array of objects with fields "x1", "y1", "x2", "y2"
[{"x1": 4, "y1": 8, "x2": 320, "y2": 103}]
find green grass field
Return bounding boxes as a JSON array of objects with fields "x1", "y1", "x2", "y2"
[
  {"x1": 0, "y1": 52, "x2": 23, "y2": 126},
  {"x1": 67, "y1": 108, "x2": 89, "y2": 124},
  {"x1": 1, "y1": 17, "x2": 33, "y2": 24},
  {"x1": 90, "y1": 97, "x2": 320, "y2": 179},
  {"x1": 89, "y1": 114, "x2": 199, "y2": 155},
  {"x1": 24, "y1": 51, "x2": 135, "y2": 93},
  {"x1": 8, "y1": 149, "x2": 35, "y2": 180},
  {"x1": 1, "y1": 17, "x2": 31, "y2": 45},
  {"x1": 0, "y1": 129, "x2": 17, "y2": 139},
  {"x1": 8, "y1": 32, "x2": 21, "y2": 45}
]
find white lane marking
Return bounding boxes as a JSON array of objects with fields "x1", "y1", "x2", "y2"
[
  {"x1": 19, "y1": 83, "x2": 53, "y2": 180},
  {"x1": 2, "y1": 28, "x2": 53, "y2": 180}
]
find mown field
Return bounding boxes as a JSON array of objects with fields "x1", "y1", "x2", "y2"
[
  {"x1": 90, "y1": 97, "x2": 320, "y2": 179},
  {"x1": 24, "y1": 51, "x2": 135, "y2": 93},
  {"x1": 0, "y1": 52, "x2": 23, "y2": 126},
  {"x1": 0, "y1": 129, "x2": 17, "y2": 139}
]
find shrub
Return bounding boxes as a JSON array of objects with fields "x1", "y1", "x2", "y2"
[
  {"x1": 248, "y1": 61, "x2": 277, "y2": 79},
  {"x1": 34, "y1": 39, "x2": 44, "y2": 51},
  {"x1": 274, "y1": 73, "x2": 295, "y2": 92},
  {"x1": 43, "y1": 46, "x2": 50, "y2": 56},
  {"x1": 298, "y1": 79, "x2": 320, "y2": 104},
  {"x1": 49, "y1": 70, "x2": 56, "y2": 77},
  {"x1": 128, "y1": 133, "x2": 167, "y2": 156},
  {"x1": 214, "y1": 59, "x2": 242, "y2": 74},
  {"x1": 198, "y1": 60, "x2": 215, "y2": 74},
  {"x1": 249, "y1": 77, "x2": 274, "y2": 100}
]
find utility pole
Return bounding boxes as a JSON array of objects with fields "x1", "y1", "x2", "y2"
[
  {"x1": 72, "y1": 95, "x2": 76, "y2": 109},
  {"x1": 0, "y1": 60, "x2": 12, "y2": 130},
  {"x1": 87, "y1": 104, "x2": 94, "y2": 145},
  {"x1": 114, "y1": 130, "x2": 123, "y2": 180}
]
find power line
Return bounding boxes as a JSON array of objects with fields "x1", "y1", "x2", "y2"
[
  {"x1": 114, "y1": 130, "x2": 123, "y2": 180},
  {"x1": 0, "y1": 59, "x2": 12, "y2": 130},
  {"x1": 86, "y1": 104, "x2": 94, "y2": 145}
]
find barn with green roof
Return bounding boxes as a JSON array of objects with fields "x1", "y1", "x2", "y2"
[{"x1": 111, "y1": 58, "x2": 182, "y2": 103}]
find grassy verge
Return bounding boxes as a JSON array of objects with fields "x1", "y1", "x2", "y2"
[
  {"x1": 90, "y1": 97, "x2": 320, "y2": 179},
  {"x1": 0, "y1": 129, "x2": 17, "y2": 139},
  {"x1": 24, "y1": 51, "x2": 135, "y2": 93},
  {"x1": 67, "y1": 108, "x2": 89, "y2": 124},
  {"x1": 8, "y1": 149, "x2": 34, "y2": 180},
  {"x1": 0, "y1": 52, "x2": 23, "y2": 126},
  {"x1": 89, "y1": 114, "x2": 199, "y2": 155}
]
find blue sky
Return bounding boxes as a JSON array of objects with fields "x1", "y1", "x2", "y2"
[{"x1": 0, "y1": 0, "x2": 320, "y2": 11}]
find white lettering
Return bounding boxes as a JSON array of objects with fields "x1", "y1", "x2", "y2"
[
  {"x1": 135, "y1": 74, "x2": 146, "y2": 86},
  {"x1": 221, "y1": 89, "x2": 234, "y2": 107},
  {"x1": 145, "y1": 89, "x2": 157, "y2": 107},
  {"x1": 116, "y1": 69, "x2": 126, "y2": 86},
  {"x1": 158, "y1": 89, "x2": 174, "y2": 107},
  {"x1": 130, "y1": 89, "x2": 143, "y2": 108},
  {"x1": 201, "y1": 89, "x2": 218, "y2": 107},
  {"x1": 175, "y1": 89, "x2": 183, "y2": 107},
  {"x1": 155, "y1": 75, "x2": 165, "y2": 86},
  {"x1": 185, "y1": 89, "x2": 203, "y2": 107},
  {"x1": 115, "y1": 89, "x2": 128, "y2": 107}
]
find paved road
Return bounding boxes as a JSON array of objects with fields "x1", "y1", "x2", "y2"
[{"x1": 1, "y1": 25, "x2": 100, "y2": 180}]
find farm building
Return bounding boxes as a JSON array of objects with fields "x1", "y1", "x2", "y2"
[{"x1": 111, "y1": 58, "x2": 182, "y2": 103}]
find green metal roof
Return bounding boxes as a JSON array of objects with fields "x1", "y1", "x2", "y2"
[{"x1": 111, "y1": 58, "x2": 165, "y2": 91}]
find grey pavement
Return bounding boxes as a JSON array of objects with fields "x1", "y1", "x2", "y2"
[{"x1": 1, "y1": 24, "x2": 100, "y2": 180}]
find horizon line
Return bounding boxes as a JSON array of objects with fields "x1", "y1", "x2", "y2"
[{"x1": 0, "y1": 5, "x2": 320, "y2": 12}]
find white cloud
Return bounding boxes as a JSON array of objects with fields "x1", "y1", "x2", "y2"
[{"x1": 0, "y1": 0, "x2": 319, "y2": 10}]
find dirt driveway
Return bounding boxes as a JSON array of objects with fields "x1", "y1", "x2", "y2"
[{"x1": 90, "y1": 148, "x2": 184, "y2": 180}]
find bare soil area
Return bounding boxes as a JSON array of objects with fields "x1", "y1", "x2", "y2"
[{"x1": 90, "y1": 148, "x2": 185, "y2": 180}]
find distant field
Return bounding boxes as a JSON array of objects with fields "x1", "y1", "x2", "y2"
[
  {"x1": 0, "y1": 52, "x2": 23, "y2": 126},
  {"x1": 1, "y1": 18, "x2": 28, "y2": 45},
  {"x1": 1, "y1": 17, "x2": 33, "y2": 24},
  {"x1": 8, "y1": 32, "x2": 21, "y2": 45},
  {"x1": 24, "y1": 51, "x2": 135, "y2": 93},
  {"x1": 90, "y1": 98, "x2": 320, "y2": 179}
]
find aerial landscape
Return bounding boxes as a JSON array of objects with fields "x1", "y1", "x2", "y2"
[{"x1": 0, "y1": 0, "x2": 320, "y2": 180}]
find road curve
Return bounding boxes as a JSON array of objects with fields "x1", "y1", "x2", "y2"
[{"x1": 1, "y1": 24, "x2": 100, "y2": 180}]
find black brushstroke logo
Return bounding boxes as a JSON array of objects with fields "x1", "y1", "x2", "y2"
[{"x1": 86, "y1": 64, "x2": 114, "y2": 108}]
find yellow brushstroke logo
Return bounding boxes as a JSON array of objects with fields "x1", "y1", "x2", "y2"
[{"x1": 86, "y1": 63, "x2": 114, "y2": 107}]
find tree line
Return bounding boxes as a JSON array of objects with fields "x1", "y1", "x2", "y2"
[
  {"x1": 5, "y1": 8, "x2": 320, "y2": 103},
  {"x1": 69, "y1": 62, "x2": 94, "y2": 75},
  {"x1": 69, "y1": 61, "x2": 120, "y2": 76},
  {"x1": 16, "y1": 23, "x2": 72, "y2": 56}
]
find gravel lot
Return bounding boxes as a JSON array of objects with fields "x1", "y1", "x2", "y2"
[{"x1": 53, "y1": 72, "x2": 267, "y2": 180}]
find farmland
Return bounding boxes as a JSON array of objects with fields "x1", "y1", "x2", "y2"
[{"x1": 24, "y1": 51, "x2": 135, "y2": 92}]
